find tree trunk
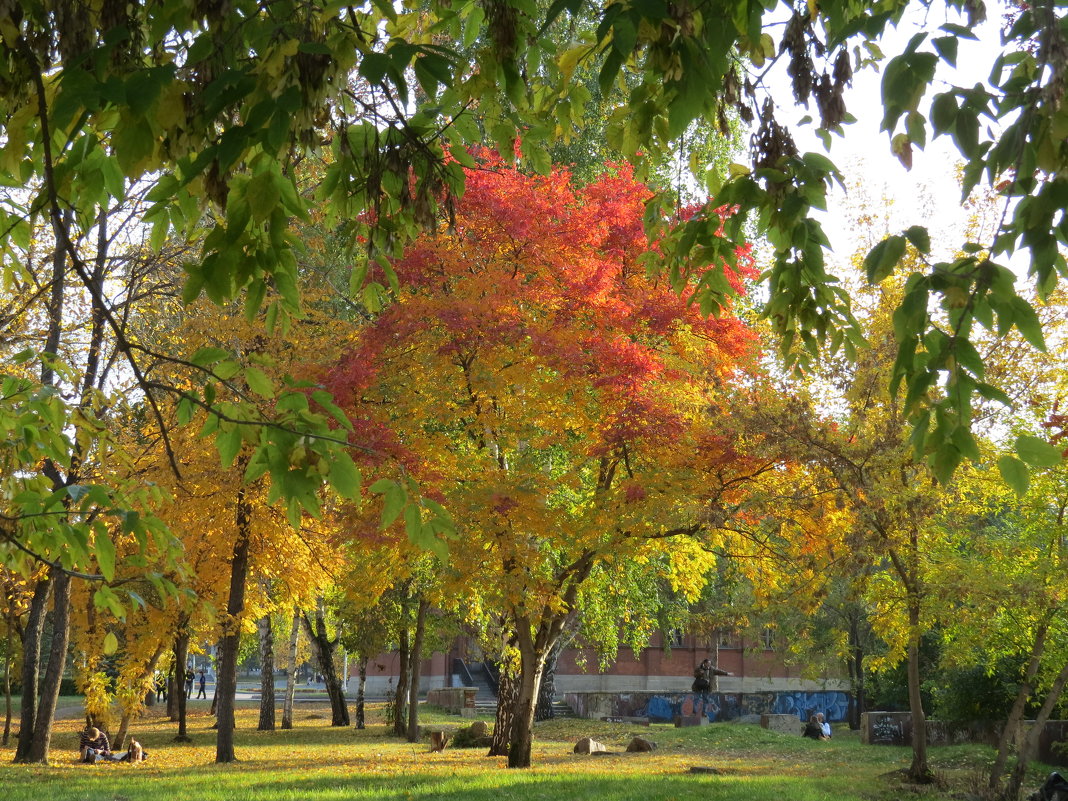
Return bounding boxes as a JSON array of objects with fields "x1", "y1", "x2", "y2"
[
  {"x1": 1006, "y1": 658, "x2": 1068, "y2": 800},
  {"x1": 300, "y1": 606, "x2": 349, "y2": 727},
  {"x1": 536, "y1": 635, "x2": 569, "y2": 722},
  {"x1": 847, "y1": 615, "x2": 866, "y2": 731},
  {"x1": 508, "y1": 634, "x2": 546, "y2": 769},
  {"x1": 281, "y1": 613, "x2": 299, "y2": 730},
  {"x1": 215, "y1": 487, "x2": 252, "y2": 763},
  {"x1": 355, "y1": 657, "x2": 367, "y2": 730},
  {"x1": 990, "y1": 621, "x2": 1048, "y2": 791},
  {"x1": 173, "y1": 630, "x2": 191, "y2": 741},
  {"x1": 27, "y1": 569, "x2": 72, "y2": 764},
  {"x1": 14, "y1": 575, "x2": 51, "y2": 762},
  {"x1": 406, "y1": 598, "x2": 429, "y2": 743},
  {"x1": 392, "y1": 613, "x2": 410, "y2": 738},
  {"x1": 167, "y1": 666, "x2": 178, "y2": 721},
  {"x1": 905, "y1": 598, "x2": 931, "y2": 783},
  {"x1": 489, "y1": 667, "x2": 519, "y2": 757},
  {"x1": 257, "y1": 614, "x2": 276, "y2": 731},
  {"x1": 4, "y1": 618, "x2": 14, "y2": 745}
]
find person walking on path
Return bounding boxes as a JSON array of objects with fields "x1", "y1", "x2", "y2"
[
  {"x1": 196, "y1": 669, "x2": 207, "y2": 699},
  {"x1": 185, "y1": 665, "x2": 194, "y2": 699}
]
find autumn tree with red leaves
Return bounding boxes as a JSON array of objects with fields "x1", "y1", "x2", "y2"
[{"x1": 330, "y1": 155, "x2": 777, "y2": 768}]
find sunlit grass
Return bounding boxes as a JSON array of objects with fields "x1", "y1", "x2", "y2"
[{"x1": 0, "y1": 702, "x2": 1042, "y2": 801}]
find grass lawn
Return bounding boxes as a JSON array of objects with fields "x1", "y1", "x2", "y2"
[{"x1": 0, "y1": 702, "x2": 1048, "y2": 801}]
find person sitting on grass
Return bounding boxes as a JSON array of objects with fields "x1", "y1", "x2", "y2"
[
  {"x1": 818, "y1": 712, "x2": 832, "y2": 739},
  {"x1": 802, "y1": 713, "x2": 829, "y2": 741},
  {"x1": 79, "y1": 727, "x2": 111, "y2": 762},
  {"x1": 120, "y1": 739, "x2": 147, "y2": 762}
]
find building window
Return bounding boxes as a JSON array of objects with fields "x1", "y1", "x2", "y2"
[
  {"x1": 718, "y1": 630, "x2": 741, "y2": 650},
  {"x1": 761, "y1": 627, "x2": 775, "y2": 650},
  {"x1": 662, "y1": 629, "x2": 685, "y2": 648}
]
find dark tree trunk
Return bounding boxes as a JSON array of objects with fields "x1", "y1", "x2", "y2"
[
  {"x1": 215, "y1": 488, "x2": 252, "y2": 763},
  {"x1": 406, "y1": 598, "x2": 429, "y2": 743},
  {"x1": 300, "y1": 606, "x2": 349, "y2": 727},
  {"x1": 535, "y1": 635, "x2": 568, "y2": 722},
  {"x1": 167, "y1": 666, "x2": 178, "y2": 721},
  {"x1": 3, "y1": 619, "x2": 12, "y2": 746},
  {"x1": 28, "y1": 570, "x2": 72, "y2": 763},
  {"x1": 173, "y1": 630, "x2": 191, "y2": 741},
  {"x1": 508, "y1": 634, "x2": 546, "y2": 769},
  {"x1": 14, "y1": 575, "x2": 51, "y2": 762},
  {"x1": 355, "y1": 657, "x2": 367, "y2": 730},
  {"x1": 905, "y1": 598, "x2": 931, "y2": 783},
  {"x1": 281, "y1": 613, "x2": 299, "y2": 730},
  {"x1": 257, "y1": 614, "x2": 276, "y2": 731},
  {"x1": 392, "y1": 614, "x2": 410, "y2": 738},
  {"x1": 489, "y1": 667, "x2": 519, "y2": 757},
  {"x1": 1006, "y1": 658, "x2": 1068, "y2": 800}
]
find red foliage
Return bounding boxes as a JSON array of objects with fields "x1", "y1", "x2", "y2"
[{"x1": 328, "y1": 152, "x2": 758, "y2": 464}]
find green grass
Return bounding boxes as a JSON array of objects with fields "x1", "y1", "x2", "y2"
[{"x1": 0, "y1": 703, "x2": 1047, "y2": 801}]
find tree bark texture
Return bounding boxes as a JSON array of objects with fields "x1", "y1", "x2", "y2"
[
  {"x1": 905, "y1": 598, "x2": 931, "y2": 783},
  {"x1": 300, "y1": 605, "x2": 349, "y2": 727},
  {"x1": 26, "y1": 569, "x2": 71, "y2": 764},
  {"x1": 215, "y1": 488, "x2": 252, "y2": 763},
  {"x1": 392, "y1": 615, "x2": 410, "y2": 738},
  {"x1": 406, "y1": 598, "x2": 429, "y2": 742},
  {"x1": 355, "y1": 658, "x2": 367, "y2": 730},
  {"x1": 257, "y1": 614, "x2": 276, "y2": 731},
  {"x1": 173, "y1": 630, "x2": 190, "y2": 740},
  {"x1": 489, "y1": 667, "x2": 519, "y2": 757},
  {"x1": 281, "y1": 613, "x2": 299, "y2": 730},
  {"x1": 535, "y1": 640, "x2": 560, "y2": 722},
  {"x1": 508, "y1": 635, "x2": 546, "y2": 769},
  {"x1": 14, "y1": 575, "x2": 51, "y2": 762},
  {"x1": 3, "y1": 620, "x2": 12, "y2": 746}
]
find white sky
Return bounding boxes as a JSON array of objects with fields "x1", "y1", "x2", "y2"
[{"x1": 779, "y1": 0, "x2": 1013, "y2": 266}]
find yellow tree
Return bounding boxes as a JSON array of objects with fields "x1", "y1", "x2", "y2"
[{"x1": 128, "y1": 290, "x2": 358, "y2": 761}]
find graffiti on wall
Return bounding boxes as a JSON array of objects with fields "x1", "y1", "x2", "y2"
[{"x1": 617, "y1": 691, "x2": 850, "y2": 723}]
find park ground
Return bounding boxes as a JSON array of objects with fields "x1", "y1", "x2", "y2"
[{"x1": 0, "y1": 701, "x2": 1052, "y2": 801}]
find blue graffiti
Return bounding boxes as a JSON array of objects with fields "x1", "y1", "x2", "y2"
[
  {"x1": 634, "y1": 691, "x2": 849, "y2": 723},
  {"x1": 771, "y1": 691, "x2": 849, "y2": 722}
]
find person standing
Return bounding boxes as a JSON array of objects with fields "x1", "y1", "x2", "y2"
[
  {"x1": 197, "y1": 669, "x2": 207, "y2": 699},
  {"x1": 692, "y1": 658, "x2": 731, "y2": 719},
  {"x1": 185, "y1": 665, "x2": 194, "y2": 699}
]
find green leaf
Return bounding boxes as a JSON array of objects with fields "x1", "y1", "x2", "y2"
[
  {"x1": 247, "y1": 169, "x2": 281, "y2": 221},
  {"x1": 95, "y1": 532, "x2": 116, "y2": 581},
  {"x1": 217, "y1": 425, "x2": 243, "y2": 468},
  {"x1": 903, "y1": 225, "x2": 931, "y2": 254},
  {"x1": 381, "y1": 482, "x2": 406, "y2": 529},
  {"x1": 244, "y1": 366, "x2": 275, "y2": 398},
  {"x1": 102, "y1": 632, "x2": 119, "y2": 656},
  {"x1": 328, "y1": 452, "x2": 362, "y2": 500},
  {"x1": 214, "y1": 360, "x2": 241, "y2": 380},
  {"x1": 191, "y1": 346, "x2": 231, "y2": 367},
  {"x1": 1016, "y1": 435, "x2": 1063, "y2": 468},
  {"x1": 998, "y1": 454, "x2": 1029, "y2": 496},
  {"x1": 864, "y1": 235, "x2": 907, "y2": 283},
  {"x1": 369, "y1": 479, "x2": 393, "y2": 494}
]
